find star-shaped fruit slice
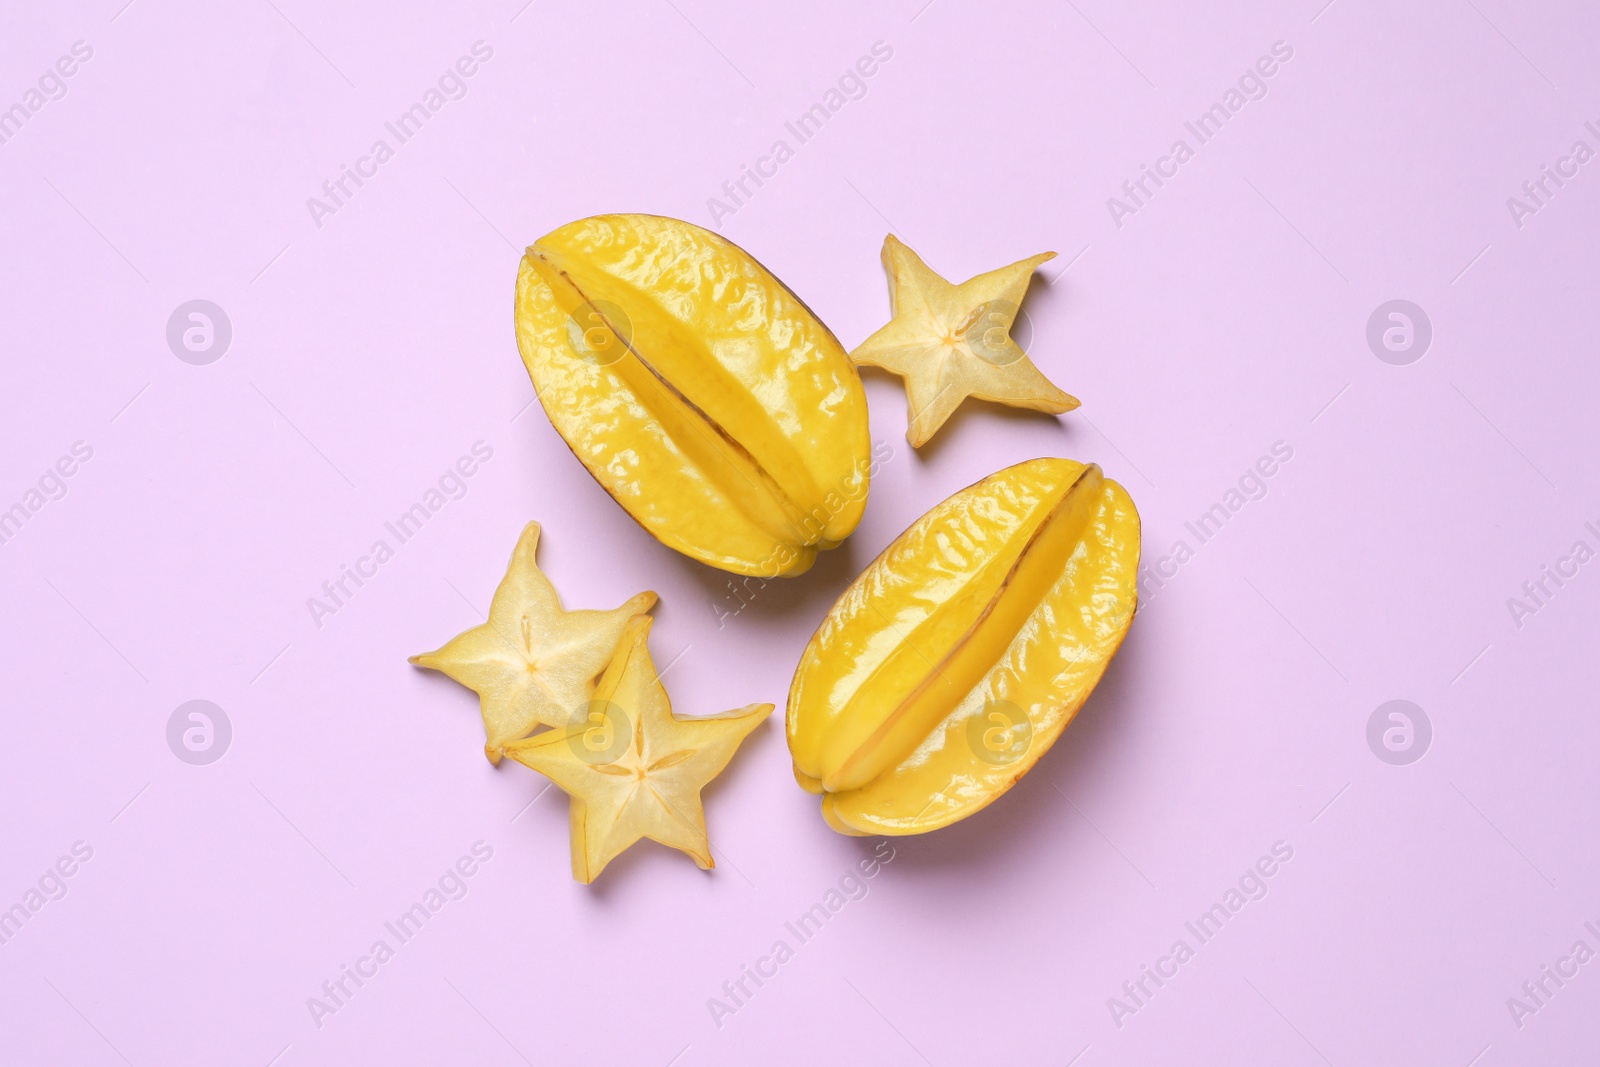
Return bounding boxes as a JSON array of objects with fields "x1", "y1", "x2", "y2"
[
  {"x1": 504, "y1": 615, "x2": 771, "y2": 883},
  {"x1": 850, "y1": 234, "x2": 1079, "y2": 447},
  {"x1": 409, "y1": 521, "x2": 657, "y2": 764}
]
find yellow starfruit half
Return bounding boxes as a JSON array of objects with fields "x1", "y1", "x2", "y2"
[
  {"x1": 514, "y1": 214, "x2": 872, "y2": 577},
  {"x1": 786, "y1": 458, "x2": 1140, "y2": 835}
]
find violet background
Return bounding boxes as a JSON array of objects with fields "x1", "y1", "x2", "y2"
[{"x1": 3, "y1": 0, "x2": 1599, "y2": 1063}]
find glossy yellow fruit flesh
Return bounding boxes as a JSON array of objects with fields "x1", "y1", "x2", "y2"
[
  {"x1": 514, "y1": 214, "x2": 872, "y2": 577},
  {"x1": 786, "y1": 458, "x2": 1140, "y2": 835}
]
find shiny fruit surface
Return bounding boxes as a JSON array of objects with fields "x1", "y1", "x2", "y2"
[
  {"x1": 515, "y1": 214, "x2": 871, "y2": 577},
  {"x1": 787, "y1": 458, "x2": 1140, "y2": 835}
]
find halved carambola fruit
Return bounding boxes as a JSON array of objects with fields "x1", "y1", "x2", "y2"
[
  {"x1": 787, "y1": 458, "x2": 1140, "y2": 835},
  {"x1": 514, "y1": 214, "x2": 872, "y2": 577}
]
